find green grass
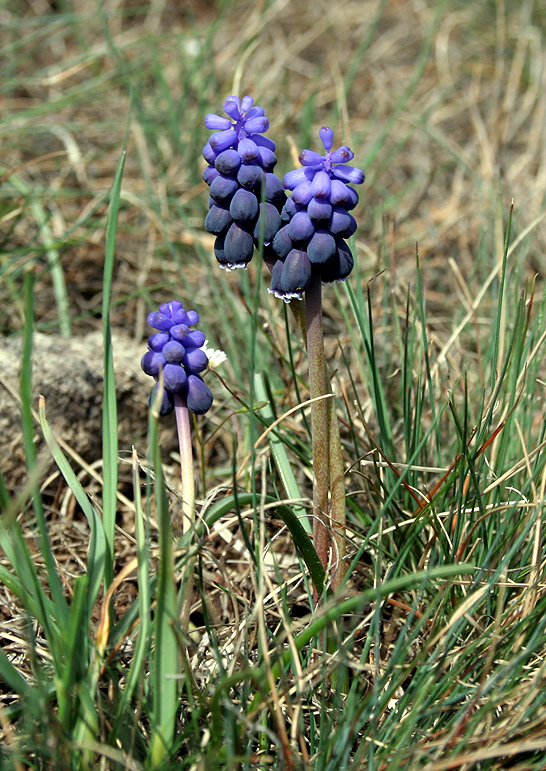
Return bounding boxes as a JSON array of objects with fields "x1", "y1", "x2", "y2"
[{"x1": 2, "y1": 0, "x2": 546, "y2": 769}]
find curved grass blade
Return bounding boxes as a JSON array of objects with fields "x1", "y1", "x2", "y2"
[
  {"x1": 39, "y1": 396, "x2": 106, "y2": 608},
  {"x1": 148, "y1": 396, "x2": 178, "y2": 768},
  {"x1": 254, "y1": 372, "x2": 312, "y2": 535},
  {"x1": 195, "y1": 492, "x2": 326, "y2": 596}
]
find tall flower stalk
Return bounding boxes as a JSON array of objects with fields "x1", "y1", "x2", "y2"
[
  {"x1": 203, "y1": 99, "x2": 364, "y2": 590},
  {"x1": 270, "y1": 126, "x2": 365, "y2": 589}
]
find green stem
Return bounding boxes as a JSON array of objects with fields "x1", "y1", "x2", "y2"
[
  {"x1": 328, "y1": 397, "x2": 346, "y2": 592},
  {"x1": 305, "y1": 273, "x2": 330, "y2": 573},
  {"x1": 174, "y1": 393, "x2": 196, "y2": 633}
]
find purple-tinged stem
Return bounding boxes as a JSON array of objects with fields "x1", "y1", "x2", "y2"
[
  {"x1": 174, "y1": 392, "x2": 195, "y2": 632},
  {"x1": 328, "y1": 399, "x2": 346, "y2": 592},
  {"x1": 305, "y1": 272, "x2": 330, "y2": 573}
]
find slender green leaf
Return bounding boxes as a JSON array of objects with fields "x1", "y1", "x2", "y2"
[{"x1": 102, "y1": 149, "x2": 126, "y2": 584}]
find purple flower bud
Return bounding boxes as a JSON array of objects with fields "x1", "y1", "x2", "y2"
[
  {"x1": 253, "y1": 202, "x2": 281, "y2": 245},
  {"x1": 160, "y1": 300, "x2": 180, "y2": 315},
  {"x1": 283, "y1": 168, "x2": 314, "y2": 190},
  {"x1": 344, "y1": 186, "x2": 359, "y2": 211},
  {"x1": 237, "y1": 163, "x2": 264, "y2": 191},
  {"x1": 209, "y1": 129, "x2": 238, "y2": 151},
  {"x1": 163, "y1": 363, "x2": 187, "y2": 392},
  {"x1": 148, "y1": 332, "x2": 170, "y2": 351},
  {"x1": 184, "y1": 330, "x2": 206, "y2": 348},
  {"x1": 183, "y1": 347, "x2": 209, "y2": 374},
  {"x1": 264, "y1": 173, "x2": 285, "y2": 203},
  {"x1": 269, "y1": 259, "x2": 285, "y2": 296},
  {"x1": 215, "y1": 149, "x2": 242, "y2": 176},
  {"x1": 256, "y1": 146, "x2": 277, "y2": 171},
  {"x1": 141, "y1": 350, "x2": 166, "y2": 376},
  {"x1": 210, "y1": 175, "x2": 239, "y2": 204},
  {"x1": 329, "y1": 146, "x2": 354, "y2": 163},
  {"x1": 230, "y1": 188, "x2": 259, "y2": 223},
  {"x1": 328, "y1": 179, "x2": 352, "y2": 206},
  {"x1": 272, "y1": 225, "x2": 293, "y2": 259},
  {"x1": 320, "y1": 241, "x2": 354, "y2": 283},
  {"x1": 186, "y1": 310, "x2": 199, "y2": 326},
  {"x1": 329, "y1": 207, "x2": 356, "y2": 237},
  {"x1": 332, "y1": 164, "x2": 365, "y2": 185},
  {"x1": 288, "y1": 211, "x2": 315, "y2": 242},
  {"x1": 205, "y1": 204, "x2": 232, "y2": 235},
  {"x1": 281, "y1": 197, "x2": 298, "y2": 221},
  {"x1": 245, "y1": 106, "x2": 265, "y2": 120},
  {"x1": 205, "y1": 114, "x2": 232, "y2": 131},
  {"x1": 307, "y1": 197, "x2": 332, "y2": 222},
  {"x1": 254, "y1": 134, "x2": 276, "y2": 152},
  {"x1": 171, "y1": 307, "x2": 189, "y2": 325},
  {"x1": 202, "y1": 142, "x2": 217, "y2": 164},
  {"x1": 319, "y1": 126, "x2": 334, "y2": 151},
  {"x1": 203, "y1": 165, "x2": 220, "y2": 186},
  {"x1": 240, "y1": 95, "x2": 254, "y2": 112},
  {"x1": 214, "y1": 234, "x2": 226, "y2": 265},
  {"x1": 311, "y1": 171, "x2": 331, "y2": 199},
  {"x1": 307, "y1": 230, "x2": 337, "y2": 264},
  {"x1": 244, "y1": 116, "x2": 269, "y2": 134},
  {"x1": 299, "y1": 149, "x2": 323, "y2": 167},
  {"x1": 162, "y1": 340, "x2": 185, "y2": 363},
  {"x1": 147, "y1": 312, "x2": 173, "y2": 331},
  {"x1": 186, "y1": 375, "x2": 213, "y2": 415},
  {"x1": 291, "y1": 181, "x2": 313, "y2": 206},
  {"x1": 224, "y1": 221, "x2": 255, "y2": 266},
  {"x1": 238, "y1": 137, "x2": 260, "y2": 163},
  {"x1": 170, "y1": 324, "x2": 189, "y2": 342},
  {"x1": 223, "y1": 96, "x2": 241, "y2": 120},
  {"x1": 280, "y1": 249, "x2": 312, "y2": 297}
]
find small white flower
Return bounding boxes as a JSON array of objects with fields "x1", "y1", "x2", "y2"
[{"x1": 202, "y1": 340, "x2": 227, "y2": 370}]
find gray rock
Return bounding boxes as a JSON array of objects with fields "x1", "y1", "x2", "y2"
[{"x1": 0, "y1": 331, "x2": 158, "y2": 489}]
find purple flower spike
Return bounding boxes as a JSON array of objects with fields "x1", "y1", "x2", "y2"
[
  {"x1": 270, "y1": 126, "x2": 364, "y2": 299},
  {"x1": 203, "y1": 95, "x2": 286, "y2": 270},
  {"x1": 141, "y1": 300, "x2": 213, "y2": 415}
]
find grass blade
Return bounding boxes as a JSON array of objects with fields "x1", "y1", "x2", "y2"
[{"x1": 102, "y1": 149, "x2": 126, "y2": 584}]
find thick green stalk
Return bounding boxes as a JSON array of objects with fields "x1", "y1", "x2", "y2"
[{"x1": 305, "y1": 274, "x2": 330, "y2": 572}]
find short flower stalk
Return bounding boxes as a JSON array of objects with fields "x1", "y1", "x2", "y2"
[{"x1": 141, "y1": 300, "x2": 214, "y2": 629}]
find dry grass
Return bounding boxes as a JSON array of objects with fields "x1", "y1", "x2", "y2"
[{"x1": 2, "y1": 0, "x2": 546, "y2": 768}]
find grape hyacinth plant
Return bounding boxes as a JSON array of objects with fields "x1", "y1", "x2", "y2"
[
  {"x1": 141, "y1": 301, "x2": 213, "y2": 622},
  {"x1": 204, "y1": 98, "x2": 364, "y2": 589},
  {"x1": 140, "y1": 300, "x2": 217, "y2": 761},
  {"x1": 272, "y1": 127, "x2": 365, "y2": 586},
  {"x1": 202, "y1": 95, "x2": 286, "y2": 269}
]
